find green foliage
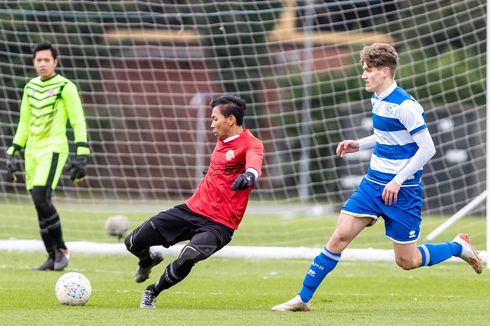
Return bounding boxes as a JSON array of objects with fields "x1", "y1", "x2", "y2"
[
  {"x1": 394, "y1": 0, "x2": 485, "y2": 55},
  {"x1": 276, "y1": 53, "x2": 365, "y2": 200},
  {"x1": 197, "y1": 1, "x2": 282, "y2": 122},
  {"x1": 398, "y1": 46, "x2": 485, "y2": 106}
]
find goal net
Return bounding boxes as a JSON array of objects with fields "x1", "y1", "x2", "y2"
[{"x1": 0, "y1": 0, "x2": 486, "y2": 259}]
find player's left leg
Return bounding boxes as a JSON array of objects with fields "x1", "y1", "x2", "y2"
[
  {"x1": 141, "y1": 230, "x2": 230, "y2": 308},
  {"x1": 393, "y1": 236, "x2": 481, "y2": 272},
  {"x1": 154, "y1": 231, "x2": 225, "y2": 291},
  {"x1": 383, "y1": 188, "x2": 481, "y2": 272},
  {"x1": 29, "y1": 151, "x2": 69, "y2": 271}
]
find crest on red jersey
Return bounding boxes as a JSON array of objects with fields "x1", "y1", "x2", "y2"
[{"x1": 225, "y1": 150, "x2": 235, "y2": 161}]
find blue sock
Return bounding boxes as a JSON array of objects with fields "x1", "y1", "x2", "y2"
[
  {"x1": 298, "y1": 247, "x2": 341, "y2": 303},
  {"x1": 417, "y1": 242, "x2": 462, "y2": 266}
]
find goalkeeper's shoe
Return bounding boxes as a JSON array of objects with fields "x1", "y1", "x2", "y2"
[
  {"x1": 32, "y1": 257, "x2": 55, "y2": 271},
  {"x1": 452, "y1": 233, "x2": 482, "y2": 274},
  {"x1": 271, "y1": 295, "x2": 311, "y2": 312},
  {"x1": 54, "y1": 248, "x2": 70, "y2": 271},
  {"x1": 139, "y1": 287, "x2": 158, "y2": 309},
  {"x1": 134, "y1": 251, "x2": 164, "y2": 283}
]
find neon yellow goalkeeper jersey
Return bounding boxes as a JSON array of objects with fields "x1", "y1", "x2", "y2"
[{"x1": 12, "y1": 74, "x2": 89, "y2": 154}]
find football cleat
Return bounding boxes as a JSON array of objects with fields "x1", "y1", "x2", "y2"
[
  {"x1": 139, "y1": 288, "x2": 157, "y2": 309},
  {"x1": 452, "y1": 233, "x2": 482, "y2": 274},
  {"x1": 32, "y1": 257, "x2": 55, "y2": 271},
  {"x1": 134, "y1": 251, "x2": 164, "y2": 283},
  {"x1": 54, "y1": 248, "x2": 71, "y2": 271},
  {"x1": 271, "y1": 295, "x2": 311, "y2": 312}
]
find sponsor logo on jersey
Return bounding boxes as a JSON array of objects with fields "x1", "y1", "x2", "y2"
[{"x1": 47, "y1": 89, "x2": 57, "y2": 97}]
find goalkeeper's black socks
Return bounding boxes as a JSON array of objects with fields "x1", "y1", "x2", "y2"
[{"x1": 46, "y1": 212, "x2": 66, "y2": 248}]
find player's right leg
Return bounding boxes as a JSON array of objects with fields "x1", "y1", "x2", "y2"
[
  {"x1": 272, "y1": 213, "x2": 373, "y2": 312},
  {"x1": 273, "y1": 179, "x2": 378, "y2": 312},
  {"x1": 124, "y1": 218, "x2": 167, "y2": 283}
]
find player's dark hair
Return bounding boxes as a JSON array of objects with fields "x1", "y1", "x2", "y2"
[
  {"x1": 33, "y1": 43, "x2": 58, "y2": 60},
  {"x1": 211, "y1": 95, "x2": 247, "y2": 126}
]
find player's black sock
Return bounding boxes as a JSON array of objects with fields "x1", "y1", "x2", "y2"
[
  {"x1": 39, "y1": 224, "x2": 56, "y2": 259},
  {"x1": 153, "y1": 261, "x2": 192, "y2": 294},
  {"x1": 46, "y1": 211, "x2": 66, "y2": 249},
  {"x1": 32, "y1": 186, "x2": 66, "y2": 250}
]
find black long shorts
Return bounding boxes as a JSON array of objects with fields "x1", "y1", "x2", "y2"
[{"x1": 142, "y1": 203, "x2": 234, "y2": 250}]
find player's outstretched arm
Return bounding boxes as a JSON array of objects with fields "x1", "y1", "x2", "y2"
[
  {"x1": 232, "y1": 171, "x2": 255, "y2": 191},
  {"x1": 336, "y1": 140, "x2": 359, "y2": 158}
]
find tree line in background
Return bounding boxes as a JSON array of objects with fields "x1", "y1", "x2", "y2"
[{"x1": 0, "y1": 0, "x2": 485, "y2": 200}]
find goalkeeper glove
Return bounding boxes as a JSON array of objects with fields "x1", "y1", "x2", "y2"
[
  {"x1": 68, "y1": 156, "x2": 88, "y2": 182},
  {"x1": 231, "y1": 171, "x2": 255, "y2": 191},
  {"x1": 6, "y1": 144, "x2": 22, "y2": 182},
  {"x1": 68, "y1": 143, "x2": 90, "y2": 182}
]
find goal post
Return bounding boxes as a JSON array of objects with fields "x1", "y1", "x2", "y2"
[{"x1": 0, "y1": 1, "x2": 486, "y2": 259}]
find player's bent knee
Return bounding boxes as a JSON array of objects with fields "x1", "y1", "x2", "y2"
[
  {"x1": 328, "y1": 233, "x2": 351, "y2": 252},
  {"x1": 124, "y1": 232, "x2": 139, "y2": 253},
  {"x1": 395, "y1": 256, "x2": 419, "y2": 270},
  {"x1": 177, "y1": 245, "x2": 206, "y2": 266}
]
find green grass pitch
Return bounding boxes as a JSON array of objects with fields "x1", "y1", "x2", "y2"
[
  {"x1": 0, "y1": 200, "x2": 488, "y2": 325},
  {"x1": 1, "y1": 251, "x2": 489, "y2": 325}
]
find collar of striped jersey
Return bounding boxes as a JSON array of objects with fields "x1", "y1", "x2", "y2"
[{"x1": 374, "y1": 81, "x2": 397, "y2": 100}]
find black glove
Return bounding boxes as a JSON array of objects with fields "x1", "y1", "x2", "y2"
[
  {"x1": 68, "y1": 156, "x2": 88, "y2": 182},
  {"x1": 6, "y1": 144, "x2": 22, "y2": 182},
  {"x1": 231, "y1": 171, "x2": 255, "y2": 191},
  {"x1": 6, "y1": 155, "x2": 17, "y2": 182}
]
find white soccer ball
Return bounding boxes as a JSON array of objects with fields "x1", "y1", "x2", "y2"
[
  {"x1": 55, "y1": 272, "x2": 92, "y2": 306},
  {"x1": 104, "y1": 215, "x2": 130, "y2": 240}
]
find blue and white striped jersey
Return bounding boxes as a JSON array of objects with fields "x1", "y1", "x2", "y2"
[{"x1": 366, "y1": 82, "x2": 427, "y2": 186}]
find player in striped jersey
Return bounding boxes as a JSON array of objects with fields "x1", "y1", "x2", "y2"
[
  {"x1": 125, "y1": 95, "x2": 263, "y2": 309},
  {"x1": 272, "y1": 43, "x2": 482, "y2": 312},
  {"x1": 5, "y1": 43, "x2": 90, "y2": 271}
]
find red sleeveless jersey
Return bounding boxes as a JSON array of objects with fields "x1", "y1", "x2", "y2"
[{"x1": 186, "y1": 129, "x2": 263, "y2": 230}]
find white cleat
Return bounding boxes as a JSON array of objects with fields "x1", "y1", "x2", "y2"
[
  {"x1": 271, "y1": 295, "x2": 311, "y2": 312},
  {"x1": 452, "y1": 233, "x2": 482, "y2": 274}
]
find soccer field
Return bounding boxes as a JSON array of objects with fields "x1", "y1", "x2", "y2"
[
  {"x1": 1, "y1": 251, "x2": 489, "y2": 326},
  {"x1": 1, "y1": 201, "x2": 488, "y2": 325}
]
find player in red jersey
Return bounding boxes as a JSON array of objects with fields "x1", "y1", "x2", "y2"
[{"x1": 124, "y1": 95, "x2": 264, "y2": 309}]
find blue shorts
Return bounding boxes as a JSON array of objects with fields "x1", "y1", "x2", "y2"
[{"x1": 341, "y1": 178, "x2": 423, "y2": 243}]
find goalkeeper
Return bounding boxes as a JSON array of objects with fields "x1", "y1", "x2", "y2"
[
  {"x1": 5, "y1": 43, "x2": 90, "y2": 271},
  {"x1": 124, "y1": 95, "x2": 263, "y2": 309}
]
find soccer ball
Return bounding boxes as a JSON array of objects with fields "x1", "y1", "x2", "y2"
[
  {"x1": 104, "y1": 215, "x2": 130, "y2": 241},
  {"x1": 55, "y1": 272, "x2": 92, "y2": 306}
]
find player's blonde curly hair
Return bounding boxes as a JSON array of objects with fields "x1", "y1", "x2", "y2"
[{"x1": 360, "y1": 43, "x2": 398, "y2": 78}]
